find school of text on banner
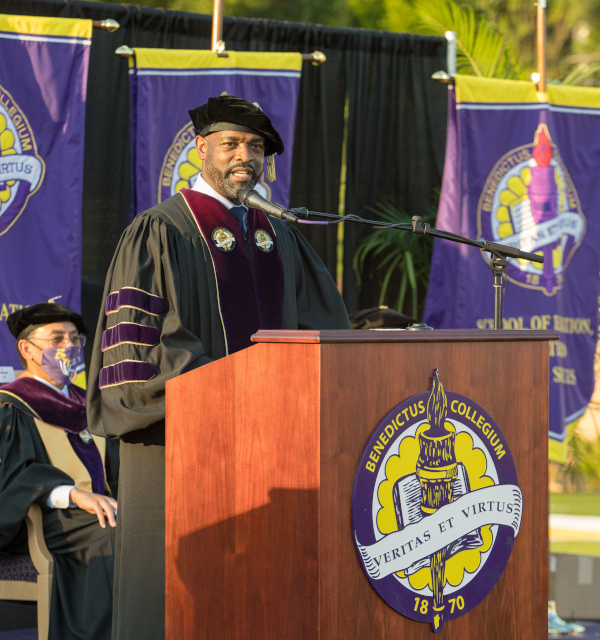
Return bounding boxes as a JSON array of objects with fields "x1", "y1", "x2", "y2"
[
  {"x1": 0, "y1": 14, "x2": 91, "y2": 368},
  {"x1": 423, "y1": 76, "x2": 600, "y2": 463},
  {"x1": 128, "y1": 49, "x2": 303, "y2": 218}
]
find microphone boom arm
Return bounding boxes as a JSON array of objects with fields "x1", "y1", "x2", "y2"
[
  {"x1": 281, "y1": 204, "x2": 545, "y2": 330},
  {"x1": 237, "y1": 188, "x2": 541, "y2": 330}
]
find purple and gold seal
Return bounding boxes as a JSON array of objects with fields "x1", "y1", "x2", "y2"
[
  {"x1": 254, "y1": 229, "x2": 274, "y2": 253},
  {"x1": 211, "y1": 227, "x2": 236, "y2": 252},
  {"x1": 352, "y1": 371, "x2": 521, "y2": 633},
  {"x1": 477, "y1": 123, "x2": 585, "y2": 296},
  {"x1": 0, "y1": 84, "x2": 45, "y2": 235}
]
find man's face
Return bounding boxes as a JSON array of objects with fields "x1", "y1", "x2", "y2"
[
  {"x1": 18, "y1": 321, "x2": 79, "y2": 385},
  {"x1": 195, "y1": 130, "x2": 265, "y2": 204}
]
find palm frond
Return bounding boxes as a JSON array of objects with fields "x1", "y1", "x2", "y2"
[
  {"x1": 396, "y1": 272, "x2": 409, "y2": 313},
  {"x1": 354, "y1": 201, "x2": 436, "y2": 318},
  {"x1": 379, "y1": 253, "x2": 404, "y2": 305},
  {"x1": 408, "y1": 0, "x2": 529, "y2": 81},
  {"x1": 561, "y1": 61, "x2": 600, "y2": 86}
]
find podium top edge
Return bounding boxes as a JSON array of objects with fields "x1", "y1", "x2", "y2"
[{"x1": 251, "y1": 329, "x2": 560, "y2": 344}]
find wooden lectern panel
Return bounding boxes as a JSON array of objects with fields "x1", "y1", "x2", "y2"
[
  {"x1": 166, "y1": 330, "x2": 552, "y2": 639},
  {"x1": 316, "y1": 335, "x2": 549, "y2": 640},
  {"x1": 166, "y1": 342, "x2": 322, "y2": 639}
]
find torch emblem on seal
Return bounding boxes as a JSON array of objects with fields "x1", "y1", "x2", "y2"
[
  {"x1": 415, "y1": 372, "x2": 457, "y2": 631},
  {"x1": 477, "y1": 123, "x2": 585, "y2": 296}
]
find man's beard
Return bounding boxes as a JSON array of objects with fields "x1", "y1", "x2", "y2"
[{"x1": 204, "y1": 161, "x2": 260, "y2": 201}]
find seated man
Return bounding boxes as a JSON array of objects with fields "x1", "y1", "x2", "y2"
[{"x1": 0, "y1": 302, "x2": 116, "y2": 640}]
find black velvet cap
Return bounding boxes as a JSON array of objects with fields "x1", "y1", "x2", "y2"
[
  {"x1": 349, "y1": 306, "x2": 416, "y2": 330},
  {"x1": 188, "y1": 95, "x2": 284, "y2": 156},
  {"x1": 7, "y1": 302, "x2": 88, "y2": 339}
]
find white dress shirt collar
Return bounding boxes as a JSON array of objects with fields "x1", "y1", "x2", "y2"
[{"x1": 33, "y1": 374, "x2": 68, "y2": 396}]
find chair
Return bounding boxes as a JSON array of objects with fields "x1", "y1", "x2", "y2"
[{"x1": 0, "y1": 503, "x2": 53, "y2": 640}]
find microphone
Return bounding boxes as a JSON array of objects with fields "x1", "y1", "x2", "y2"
[
  {"x1": 482, "y1": 240, "x2": 544, "y2": 264},
  {"x1": 238, "y1": 187, "x2": 298, "y2": 223}
]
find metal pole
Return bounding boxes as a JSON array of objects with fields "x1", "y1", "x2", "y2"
[
  {"x1": 490, "y1": 256, "x2": 508, "y2": 330},
  {"x1": 211, "y1": 0, "x2": 225, "y2": 54},
  {"x1": 493, "y1": 268, "x2": 503, "y2": 330},
  {"x1": 116, "y1": 46, "x2": 326, "y2": 65},
  {"x1": 445, "y1": 31, "x2": 457, "y2": 77},
  {"x1": 92, "y1": 19, "x2": 119, "y2": 31},
  {"x1": 536, "y1": 0, "x2": 547, "y2": 91}
]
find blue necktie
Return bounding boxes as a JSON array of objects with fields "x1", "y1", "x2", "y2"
[{"x1": 229, "y1": 205, "x2": 248, "y2": 238}]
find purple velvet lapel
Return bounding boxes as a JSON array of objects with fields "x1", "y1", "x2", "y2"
[
  {"x1": 0, "y1": 377, "x2": 87, "y2": 433},
  {"x1": 181, "y1": 189, "x2": 284, "y2": 355},
  {"x1": 65, "y1": 432, "x2": 105, "y2": 495},
  {"x1": 0, "y1": 377, "x2": 106, "y2": 495},
  {"x1": 248, "y1": 208, "x2": 285, "y2": 330}
]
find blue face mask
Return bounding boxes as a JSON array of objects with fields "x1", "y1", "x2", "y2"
[{"x1": 40, "y1": 346, "x2": 83, "y2": 386}]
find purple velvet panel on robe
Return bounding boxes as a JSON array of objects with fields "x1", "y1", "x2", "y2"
[
  {"x1": 98, "y1": 361, "x2": 156, "y2": 388},
  {"x1": 248, "y1": 208, "x2": 285, "y2": 329},
  {"x1": 1, "y1": 377, "x2": 87, "y2": 433},
  {"x1": 65, "y1": 432, "x2": 105, "y2": 495},
  {"x1": 181, "y1": 189, "x2": 284, "y2": 355},
  {"x1": 0, "y1": 378, "x2": 106, "y2": 495},
  {"x1": 105, "y1": 287, "x2": 168, "y2": 316},
  {"x1": 101, "y1": 322, "x2": 161, "y2": 352}
]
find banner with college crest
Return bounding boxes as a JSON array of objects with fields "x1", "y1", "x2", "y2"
[
  {"x1": 0, "y1": 14, "x2": 91, "y2": 369},
  {"x1": 128, "y1": 49, "x2": 303, "y2": 217},
  {"x1": 424, "y1": 76, "x2": 600, "y2": 462}
]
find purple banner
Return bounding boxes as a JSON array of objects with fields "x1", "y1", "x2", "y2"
[
  {"x1": 128, "y1": 49, "x2": 303, "y2": 218},
  {"x1": 424, "y1": 78, "x2": 600, "y2": 454},
  {"x1": 0, "y1": 15, "x2": 91, "y2": 368}
]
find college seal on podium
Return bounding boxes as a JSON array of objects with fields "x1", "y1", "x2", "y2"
[{"x1": 352, "y1": 371, "x2": 522, "y2": 632}]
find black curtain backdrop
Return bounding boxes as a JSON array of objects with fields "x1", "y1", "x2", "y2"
[
  {"x1": 344, "y1": 31, "x2": 448, "y2": 310},
  {"x1": 1, "y1": 0, "x2": 447, "y2": 324}
]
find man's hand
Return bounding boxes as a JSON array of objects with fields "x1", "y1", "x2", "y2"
[{"x1": 69, "y1": 487, "x2": 118, "y2": 529}]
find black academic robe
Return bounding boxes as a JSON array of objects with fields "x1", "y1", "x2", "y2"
[
  {"x1": 0, "y1": 383, "x2": 114, "y2": 640},
  {"x1": 87, "y1": 191, "x2": 351, "y2": 640}
]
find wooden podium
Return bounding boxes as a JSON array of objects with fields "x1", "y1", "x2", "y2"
[{"x1": 166, "y1": 329, "x2": 554, "y2": 639}]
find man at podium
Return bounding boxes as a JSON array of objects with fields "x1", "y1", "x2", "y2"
[{"x1": 87, "y1": 95, "x2": 350, "y2": 640}]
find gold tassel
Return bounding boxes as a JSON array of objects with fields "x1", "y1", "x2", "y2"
[{"x1": 267, "y1": 154, "x2": 276, "y2": 182}]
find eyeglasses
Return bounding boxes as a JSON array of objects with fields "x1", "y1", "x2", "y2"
[{"x1": 28, "y1": 333, "x2": 87, "y2": 348}]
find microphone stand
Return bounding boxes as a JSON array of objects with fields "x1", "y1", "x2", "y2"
[{"x1": 284, "y1": 206, "x2": 544, "y2": 331}]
